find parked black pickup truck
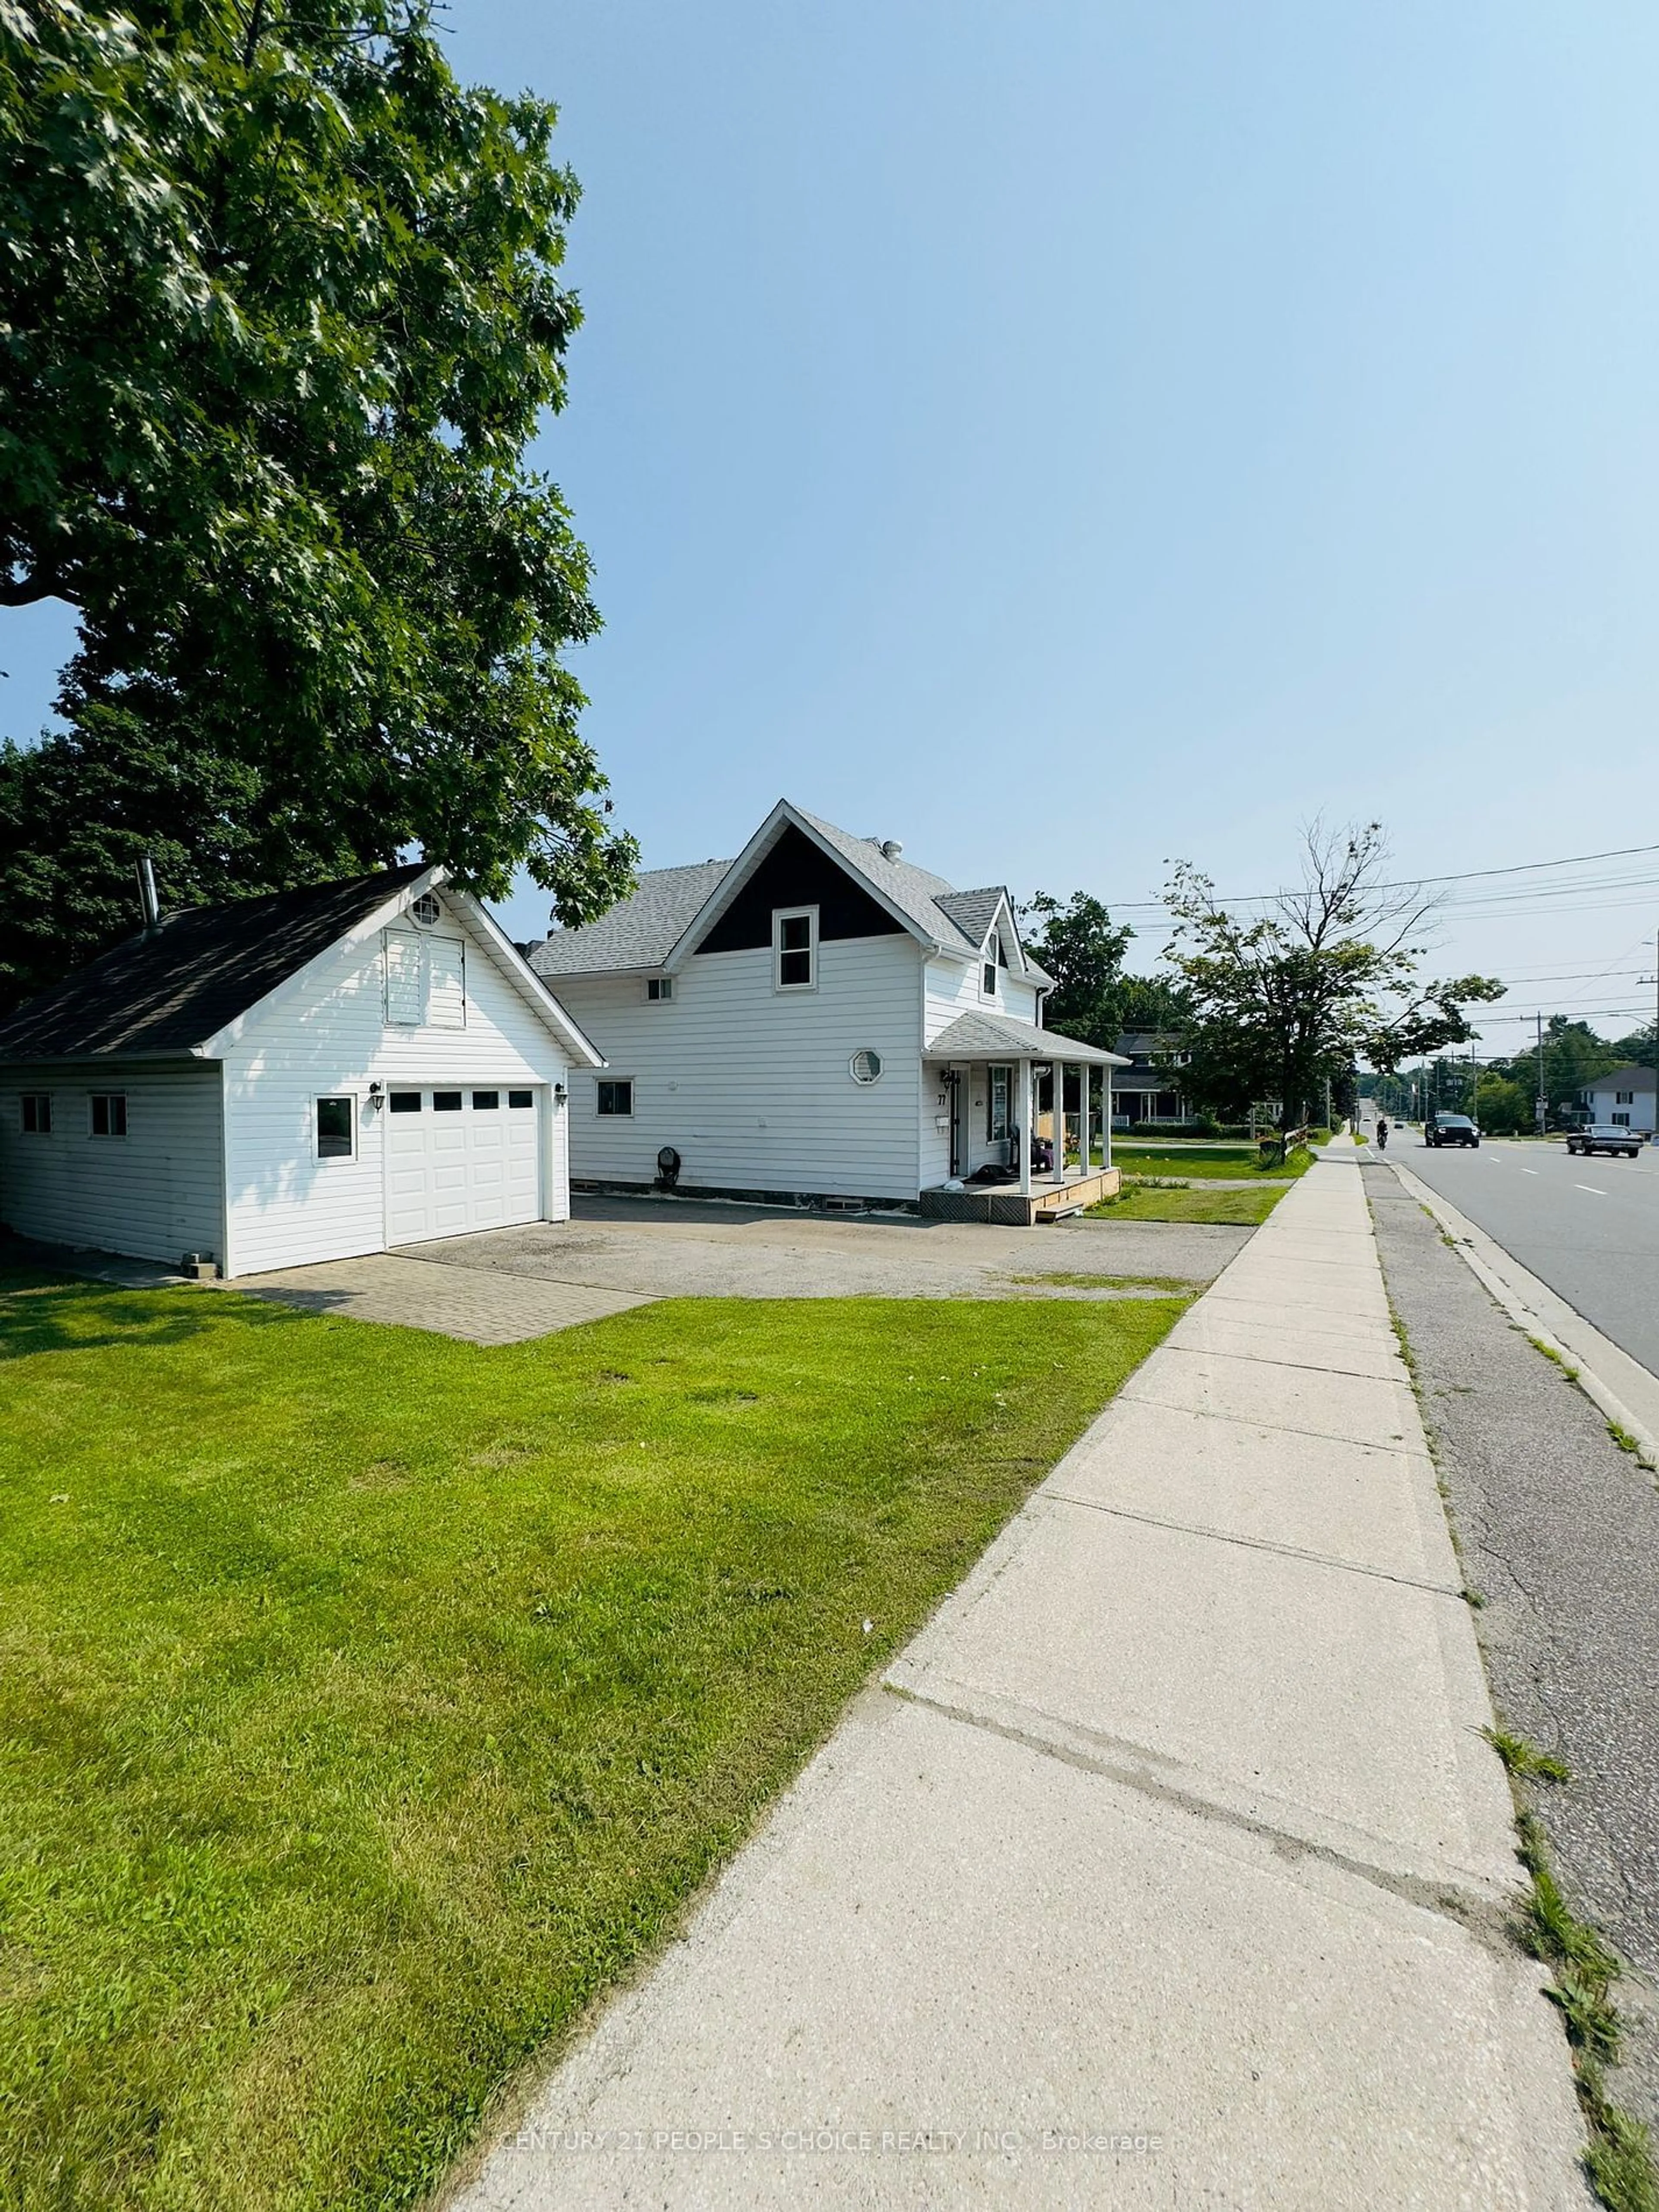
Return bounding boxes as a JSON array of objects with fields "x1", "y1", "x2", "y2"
[
  {"x1": 1425, "y1": 1113, "x2": 1480, "y2": 1148},
  {"x1": 1566, "y1": 1124, "x2": 1643, "y2": 1159}
]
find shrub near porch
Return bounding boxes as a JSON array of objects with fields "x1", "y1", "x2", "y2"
[{"x1": 0, "y1": 1274, "x2": 1186, "y2": 2212}]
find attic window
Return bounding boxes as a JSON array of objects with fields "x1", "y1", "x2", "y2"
[
  {"x1": 774, "y1": 906, "x2": 817, "y2": 990},
  {"x1": 411, "y1": 893, "x2": 442, "y2": 927}
]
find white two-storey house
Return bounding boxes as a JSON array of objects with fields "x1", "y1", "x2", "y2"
[{"x1": 529, "y1": 801, "x2": 1125, "y2": 1222}]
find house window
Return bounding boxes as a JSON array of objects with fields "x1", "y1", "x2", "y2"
[
  {"x1": 389, "y1": 1090, "x2": 423, "y2": 1113},
  {"x1": 472, "y1": 1090, "x2": 499, "y2": 1110},
  {"x1": 773, "y1": 906, "x2": 817, "y2": 990},
  {"x1": 597, "y1": 1079, "x2": 633, "y2": 1116},
  {"x1": 20, "y1": 1094, "x2": 51, "y2": 1135},
  {"x1": 89, "y1": 1094, "x2": 127, "y2": 1139},
  {"x1": 646, "y1": 976, "x2": 674, "y2": 1001},
  {"x1": 384, "y1": 930, "x2": 466, "y2": 1029},
  {"x1": 508, "y1": 1090, "x2": 534, "y2": 1108},
  {"x1": 1613, "y1": 1112, "x2": 1631, "y2": 1127},
  {"x1": 988, "y1": 1065, "x2": 1011, "y2": 1142},
  {"x1": 315, "y1": 1096, "x2": 354, "y2": 1158},
  {"x1": 1617, "y1": 1090, "x2": 1634, "y2": 1105}
]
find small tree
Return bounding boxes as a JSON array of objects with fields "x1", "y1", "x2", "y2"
[{"x1": 1165, "y1": 822, "x2": 1504, "y2": 1141}]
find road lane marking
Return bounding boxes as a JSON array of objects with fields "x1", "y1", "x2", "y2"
[
  {"x1": 1575, "y1": 1184, "x2": 1606, "y2": 1195},
  {"x1": 1522, "y1": 1168, "x2": 1538, "y2": 1175}
]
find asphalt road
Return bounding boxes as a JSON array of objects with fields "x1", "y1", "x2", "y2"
[{"x1": 1380, "y1": 1124, "x2": 1659, "y2": 1380}]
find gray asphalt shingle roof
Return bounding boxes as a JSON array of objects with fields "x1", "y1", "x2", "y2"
[
  {"x1": 528, "y1": 860, "x2": 733, "y2": 978},
  {"x1": 926, "y1": 1011, "x2": 1126, "y2": 1065},
  {"x1": 0, "y1": 867, "x2": 428, "y2": 1061},
  {"x1": 528, "y1": 806, "x2": 1056, "y2": 982}
]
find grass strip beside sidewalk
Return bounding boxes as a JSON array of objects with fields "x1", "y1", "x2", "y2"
[
  {"x1": 0, "y1": 1272, "x2": 1185, "y2": 2212},
  {"x1": 1088, "y1": 1182, "x2": 1290, "y2": 1226}
]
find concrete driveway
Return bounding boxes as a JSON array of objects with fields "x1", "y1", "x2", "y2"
[
  {"x1": 397, "y1": 1192, "x2": 1250, "y2": 1306},
  {"x1": 215, "y1": 1195, "x2": 1250, "y2": 1345}
]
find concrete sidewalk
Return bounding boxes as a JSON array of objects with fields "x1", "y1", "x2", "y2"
[{"x1": 448, "y1": 1144, "x2": 1588, "y2": 2211}]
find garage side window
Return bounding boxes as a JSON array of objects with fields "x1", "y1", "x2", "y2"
[
  {"x1": 597, "y1": 1079, "x2": 633, "y2": 1116},
  {"x1": 20, "y1": 1093, "x2": 52, "y2": 1135},
  {"x1": 316, "y1": 1096, "x2": 355, "y2": 1159},
  {"x1": 89, "y1": 1093, "x2": 127, "y2": 1138}
]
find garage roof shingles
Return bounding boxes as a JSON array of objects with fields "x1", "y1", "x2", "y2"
[{"x1": 0, "y1": 866, "x2": 427, "y2": 1061}]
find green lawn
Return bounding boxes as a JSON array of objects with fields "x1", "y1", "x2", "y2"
[
  {"x1": 1089, "y1": 1182, "x2": 1289, "y2": 1225},
  {"x1": 1105, "y1": 1145, "x2": 1314, "y2": 1182},
  {"x1": 0, "y1": 1272, "x2": 1185, "y2": 2212}
]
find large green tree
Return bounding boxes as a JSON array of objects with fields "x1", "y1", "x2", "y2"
[
  {"x1": 0, "y1": 0, "x2": 633, "y2": 1005},
  {"x1": 1020, "y1": 892, "x2": 1193, "y2": 1052},
  {"x1": 1165, "y1": 823, "x2": 1504, "y2": 1131}
]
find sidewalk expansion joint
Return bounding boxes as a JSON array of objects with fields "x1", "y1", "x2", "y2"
[
  {"x1": 883, "y1": 1679, "x2": 1519, "y2": 1949},
  {"x1": 1157, "y1": 1343, "x2": 1409, "y2": 1386},
  {"x1": 1117, "y1": 1395, "x2": 1424, "y2": 1455},
  {"x1": 1041, "y1": 1489, "x2": 1465, "y2": 1598}
]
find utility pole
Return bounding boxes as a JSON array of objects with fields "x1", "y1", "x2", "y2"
[{"x1": 1536, "y1": 1012, "x2": 1547, "y2": 1135}]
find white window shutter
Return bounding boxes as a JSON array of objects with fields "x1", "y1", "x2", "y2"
[
  {"x1": 426, "y1": 938, "x2": 466, "y2": 1028},
  {"x1": 385, "y1": 931, "x2": 423, "y2": 1025}
]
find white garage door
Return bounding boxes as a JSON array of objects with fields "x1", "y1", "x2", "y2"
[{"x1": 385, "y1": 1086, "x2": 541, "y2": 1244}]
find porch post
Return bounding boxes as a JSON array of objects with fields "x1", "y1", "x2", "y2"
[
  {"x1": 1081, "y1": 1063, "x2": 1091, "y2": 1177},
  {"x1": 1055, "y1": 1062, "x2": 1069, "y2": 1184},
  {"x1": 1103, "y1": 1065, "x2": 1113, "y2": 1169},
  {"x1": 1018, "y1": 1058, "x2": 1032, "y2": 1197}
]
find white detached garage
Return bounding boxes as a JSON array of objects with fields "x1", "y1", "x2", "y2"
[{"x1": 0, "y1": 865, "x2": 602, "y2": 1278}]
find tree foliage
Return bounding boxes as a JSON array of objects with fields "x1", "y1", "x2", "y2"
[
  {"x1": 1164, "y1": 822, "x2": 1504, "y2": 1129},
  {"x1": 0, "y1": 0, "x2": 633, "y2": 1004},
  {"x1": 1020, "y1": 891, "x2": 1193, "y2": 1053}
]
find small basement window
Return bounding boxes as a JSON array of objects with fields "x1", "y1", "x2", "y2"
[
  {"x1": 774, "y1": 906, "x2": 817, "y2": 990},
  {"x1": 388, "y1": 1090, "x2": 423, "y2": 1113},
  {"x1": 316, "y1": 1096, "x2": 354, "y2": 1158},
  {"x1": 432, "y1": 1090, "x2": 463, "y2": 1112},
  {"x1": 472, "y1": 1090, "x2": 499, "y2": 1110},
  {"x1": 89, "y1": 1093, "x2": 127, "y2": 1139},
  {"x1": 597, "y1": 1079, "x2": 633, "y2": 1116},
  {"x1": 646, "y1": 976, "x2": 674, "y2": 1001},
  {"x1": 508, "y1": 1090, "x2": 534, "y2": 1108},
  {"x1": 20, "y1": 1093, "x2": 51, "y2": 1135}
]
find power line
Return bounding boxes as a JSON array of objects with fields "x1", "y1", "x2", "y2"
[{"x1": 1109, "y1": 840, "x2": 1659, "y2": 912}]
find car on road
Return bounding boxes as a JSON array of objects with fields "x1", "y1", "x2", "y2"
[
  {"x1": 1425, "y1": 1113, "x2": 1480, "y2": 1148},
  {"x1": 1565, "y1": 1123, "x2": 1644, "y2": 1159}
]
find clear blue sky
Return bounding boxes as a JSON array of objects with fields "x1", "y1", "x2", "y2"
[{"x1": 8, "y1": 1, "x2": 1659, "y2": 1047}]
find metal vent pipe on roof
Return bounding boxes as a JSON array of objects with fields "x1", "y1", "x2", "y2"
[{"x1": 135, "y1": 855, "x2": 160, "y2": 930}]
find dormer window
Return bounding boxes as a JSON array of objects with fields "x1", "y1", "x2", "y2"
[
  {"x1": 774, "y1": 906, "x2": 817, "y2": 990},
  {"x1": 982, "y1": 931, "x2": 1001, "y2": 997}
]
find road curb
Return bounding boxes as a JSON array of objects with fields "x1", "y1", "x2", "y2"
[{"x1": 1382, "y1": 1157, "x2": 1659, "y2": 1475}]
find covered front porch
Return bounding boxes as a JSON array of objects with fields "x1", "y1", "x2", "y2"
[{"x1": 918, "y1": 1012, "x2": 1127, "y2": 1226}]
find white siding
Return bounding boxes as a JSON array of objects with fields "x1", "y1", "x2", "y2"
[
  {"x1": 556, "y1": 934, "x2": 924, "y2": 1201},
  {"x1": 922, "y1": 951, "x2": 1040, "y2": 1044},
  {"x1": 222, "y1": 906, "x2": 573, "y2": 1277},
  {"x1": 0, "y1": 1062, "x2": 223, "y2": 1265}
]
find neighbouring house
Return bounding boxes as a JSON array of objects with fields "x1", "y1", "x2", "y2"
[
  {"x1": 1577, "y1": 1064, "x2": 1657, "y2": 1135},
  {"x1": 527, "y1": 799, "x2": 1127, "y2": 1223},
  {"x1": 0, "y1": 867, "x2": 601, "y2": 1278},
  {"x1": 1112, "y1": 1031, "x2": 1195, "y2": 1127}
]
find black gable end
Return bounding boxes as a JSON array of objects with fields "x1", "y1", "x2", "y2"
[{"x1": 694, "y1": 824, "x2": 907, "y2": 953}]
